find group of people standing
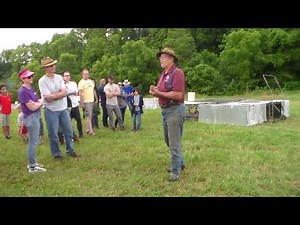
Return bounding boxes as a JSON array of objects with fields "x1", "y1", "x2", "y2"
[
  {"x1": 14, "y1": 56, "x2": 145, "y2": 174},
  {"x1": 1, "y1": 47, "x2": 186, "y2": 182},
  {"x1": 99, "y1": 75, "x2": 144, "y2": 132}
]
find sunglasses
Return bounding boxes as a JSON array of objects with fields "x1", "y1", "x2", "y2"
[{"x1": 25, "y1": 75, "x2": 33, "y2": 79}]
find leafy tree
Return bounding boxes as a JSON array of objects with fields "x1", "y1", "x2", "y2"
[
  {"x1": 0, "y1": 60, "x2": 12, "y2": 80},
  {"x1": 3, "y1": 28, "x2": 300, "y2": 95},
  {"x1": 82, "y1": 29, "x2": 108, "y2": 69},
  {"x1": 106, "y1": 28, "x2": 149, "y2": 45},
  {"x1": 162, "y1": 28, "x2": 197, "y2": 69},
  {"x1": 105, "y1": 32, "x2": 124, "y2": 56},
  {"x1": 8, "y1": 45, "x2": 34, "y2": 72},
  {"x1": 57, "y1": 53, "x2": 81, "y2": 82},
  {"x1": 118, "y1": 40, "x2": 159, "y2": 94},
  {"x1": 219, "y1": 29, "x2": 263, "y2": 92},
  {"x1": 47, "y1": 31, "x2": 84, "y2": 66},
  {"x1": 189, "y1": 28, "x2": 231, "y2": 53},
  {"x1": 143, "y1": 28, "x2": 168, "y2": 50},
  {"x1": 185, "y1": 50, "x2": 221, "y2": 92},
  {"x1": 26, "y1": 42, "x2": 44, "y2": 61},
  {"x1": 186, "y1": 63, "x2": 225, "y2": 95},
  {"x1": 257, "y1": 28, "x2": 297, "y2": 87},
  {"x1": 90, "y1": 55, "x2": 120, "y2": 82},
  {"x1": 72, "y1": 28, "x2": 90, "y2": 44},
  {"x1": 0, "y1": 49, "x2": 13, "y2": 62},
  {"x1": 285, "y1": 28, "x2": 300, "y2": 78}
]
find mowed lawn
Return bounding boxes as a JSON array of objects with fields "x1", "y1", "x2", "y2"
[{"x1": 0, "y1": 91, "x2": 299, "y2": 196}]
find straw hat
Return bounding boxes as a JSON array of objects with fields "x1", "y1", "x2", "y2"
[{"x1": 41, "y1": 56, "x2": 57, "y2": 68}]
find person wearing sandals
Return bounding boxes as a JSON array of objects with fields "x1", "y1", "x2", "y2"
[
  {"x1": 18, "y1": 69, "x2": 46, "y2": 173},
  {"x1": 38, "y1": 57, "x2": 80, "y2": 160},
  {"x1": 78, "y1": 69, "x2": 98, "y2": 136}
]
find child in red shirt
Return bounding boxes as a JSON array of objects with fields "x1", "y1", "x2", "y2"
[{"x1": 0, "y1": 84, "x2": 12, "y2": 139}]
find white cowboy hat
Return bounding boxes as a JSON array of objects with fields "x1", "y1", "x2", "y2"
[{"x1": 123, "y1": 79, "x2": 130, "y2": 85}]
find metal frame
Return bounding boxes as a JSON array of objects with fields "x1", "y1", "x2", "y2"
[{"x1": 262, "y1": 74, "x2": 285, "y2": 122}]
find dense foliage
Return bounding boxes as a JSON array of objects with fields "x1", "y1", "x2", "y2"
[{"x1": 1, "y1": 28, "x2": 300, "y2": 100}]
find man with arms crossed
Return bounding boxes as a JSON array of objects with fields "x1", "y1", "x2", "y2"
[{"x1": 38, "y1": 57, "x2": 80, "y2": 159}]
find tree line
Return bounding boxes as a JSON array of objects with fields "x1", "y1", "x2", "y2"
[{"x1": 1, "y1": 28, "x2": 300, "y2": 100}]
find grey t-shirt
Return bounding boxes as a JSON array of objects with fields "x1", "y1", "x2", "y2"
[{"x1": 104, "y1": 83, "x2": 119, "y2": 105}]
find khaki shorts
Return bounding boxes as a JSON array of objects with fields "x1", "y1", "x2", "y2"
[
  {"x1": 84, "y1": 102, "x2": 94, "y2": 118},
  {"x1": 1, "y1": 114, "x2": 10, "y2": 126}
]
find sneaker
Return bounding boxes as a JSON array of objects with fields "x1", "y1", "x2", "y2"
[
  {"x1": 27, "y1": 163, "x2": 44, "y2": 169},
  {"x1": 39, "y1": 136, "x2": 44, "y2": 144},
  {"x1": 166, "y1": 165, "x2": 185, "y2": 173},
  {"x1": 67, "y1": 152, "x2": 81, "y2": 158},
  {"x1": 28, "y1": 165, "x2": 46, "y2": 173},
  {"x1": 73, "y1": 135, "x2": 79, "y2": 142},
  {"x1": 54, "y1": 155, "x2": 64, "y2": 160},
  {"x1": 168, "y1": 173, "x2": 180, "y2": 182}
]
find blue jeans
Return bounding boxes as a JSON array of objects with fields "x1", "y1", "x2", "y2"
[
  {"x1": 39, "y1": 117, "x2": 44, "y2": 136},
  {"x1": 161, "y1": 103, "x2": 186, "y2": 176},
  {"x1": 132, "y1": 110, "x2": 142, "y2": 129},
  {"x1": 24, "y1": 111, "x2": 41, "y2": 167},
  {"x1": 44, "y1": 108, "x2": 74, "y2": 157}
]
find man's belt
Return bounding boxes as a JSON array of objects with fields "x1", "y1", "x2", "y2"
[{"x1": 160, "y1": 101, "x2": 179, "y2": 109}]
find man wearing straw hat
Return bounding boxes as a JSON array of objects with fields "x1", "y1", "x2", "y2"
[
  {"x1": 38, "y1": 57, "x2": 80, "y2": 160},
  {"x1": 149, "y1": 47, "x2": 186, "y2": 182}
]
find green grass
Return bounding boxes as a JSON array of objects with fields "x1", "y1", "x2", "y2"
[{"x1": 0, "y1": 90, "x2": 299, "y2": 196}]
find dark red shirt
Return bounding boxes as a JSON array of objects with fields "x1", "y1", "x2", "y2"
[{"x1": 157, "y1": 65, "x2": 185, "y2": 106}]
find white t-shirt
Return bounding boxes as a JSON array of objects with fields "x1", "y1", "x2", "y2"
[
  {"x1": 65, "y1": 81, "x2": 80, "y2": 108},
  {"x1": 38, "y1": 74, "x2": 67, "y2": 111}
]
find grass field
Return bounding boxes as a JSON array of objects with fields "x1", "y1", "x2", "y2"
[{"x1": 0, "y1": 90, "x2": 299, "y2": 196}]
